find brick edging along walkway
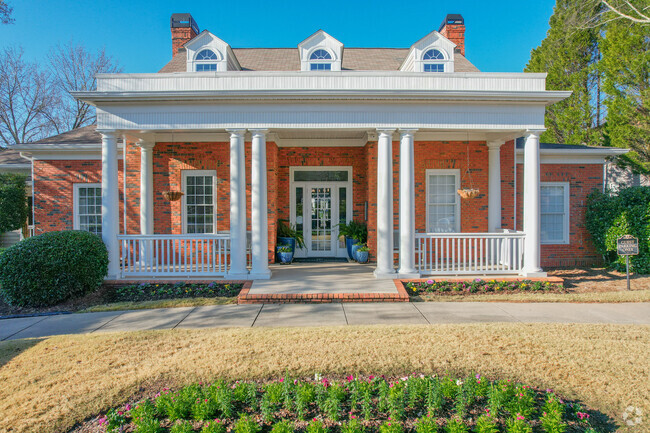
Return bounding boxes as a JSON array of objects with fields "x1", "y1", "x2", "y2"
[{"x1": 237, "y1": 282, "x2": 410, "y2": 304}]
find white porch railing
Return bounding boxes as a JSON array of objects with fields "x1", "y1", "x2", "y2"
[
  {"x1": 415, "y1": 231, "x2": 525, "y2": 275},
  {"x1": 118, "y1": 234, "x2": 231, "y2": 278}
]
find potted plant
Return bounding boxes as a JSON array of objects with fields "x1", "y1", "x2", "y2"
[
  {"x1": 276, "y1": 244, "x2": 294, "y2": 264},
  {"x1": 338, "y1": 220, "x2": 368, "y2": 260},
  {"x1": 351, "y1": 242, "x2": 364, "y2": 262},
  {"x1": 277, "y1": 219, "x2": 305, "y2": 255},
  {"x1": 356, "y1": 245, "x2": 370, "y2": 263}
]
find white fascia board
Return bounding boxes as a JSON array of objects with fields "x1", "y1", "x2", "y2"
[
  {"x1": 74, "y1": 90, "x2": 571, "y2": 106},
  {"x1": 0, "y1": 164, "x2": 31, "y2": 170},
  {"x1": 12, "y1": 142, "x2": 124, "y2": 161},
  {"x1": 516, "y1": 147, "x2": 629, "y2": 164}
]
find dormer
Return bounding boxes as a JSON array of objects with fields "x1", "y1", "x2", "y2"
[
  {"x1": 184, "y1": 30, "x2": 241, "y2": 72},
  {"x1": 298, "y1": 30, "x2": 343, "y2": 71},
  {"x1": 400, "y1": 30, "x2": 456, "y2": 73}
]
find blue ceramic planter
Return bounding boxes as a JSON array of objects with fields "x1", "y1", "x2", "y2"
[
  {"x1": 277, "y1": 250, "x2": 294, "y2": 264},
  {"x1": 345, "y1": 237, "x2": 359, "y2": 260},
  {"x1": 278, "y1": 237, "x2": 296, "y2": 253},
  {"x1": 351, "y1": 244, "x2": 362, "y2": 262},
  {"x1": 356, "y1": 250, "x2": 369, "y2": 263}
]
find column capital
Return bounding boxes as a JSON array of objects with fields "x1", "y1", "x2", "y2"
[
  {"x1": 376, "y1": 128, "x2": 396, "y2": 137},
  {"x1": 486, "y1": 140, "x2": 505, "y2": 150},
  {"x1": 399, "y1": 128, "x2": 418, "y2": 137},
  {"x1": 524, "y1": 129, "x2": 545, "y2": 139},
  {"x1": 97, "y1": 130, "x2": 118, "y2": 139},
  {"x1": 136, "y1": 139, "x2": 156, "y2": 150},
  {"x1": 249, "y1": 129, "x2": 269, "y2": 137},
  {"x1": 226, "y1": 129, "x2": 247, "y2": 138}
]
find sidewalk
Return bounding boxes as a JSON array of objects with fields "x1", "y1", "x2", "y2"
[{"x1": 1, "y1": 302, "x2": 649, "y2": 341}]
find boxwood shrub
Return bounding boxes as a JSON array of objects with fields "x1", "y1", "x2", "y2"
[
  {"x1": 586, "y1": 187, "x2": 650, "y2": 273},
  {"x1": 0, "y1": 230, "x2": 109, "y2": 307}
]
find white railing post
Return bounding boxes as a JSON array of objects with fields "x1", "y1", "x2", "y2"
[
  {"x1": 398, "y1": 128, "x2": 419, "y2": 278},
  {"x1": 374, "y1": 128, "x2": 396, "y2": 278},
  {"x1": 100, "y1": 130, "x2": 120, "y2": 279},
  {"x1": 227, "y1": 129, "x2": 249, "y2": 278}
]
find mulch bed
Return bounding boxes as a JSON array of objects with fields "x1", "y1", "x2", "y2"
[{"x1": 0, "y1": 281, "x2": 244, "y2": 318}]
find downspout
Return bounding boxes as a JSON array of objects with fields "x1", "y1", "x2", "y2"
[
  {"x1": 20, "y1": 152, "x2": 36, "y2": 236},
  {"x1": 513, "y1": 139, "x2": 517, "y2": 231},
  {"x1": 122, "y1": 136, "x2": 127, "y2": 235}
]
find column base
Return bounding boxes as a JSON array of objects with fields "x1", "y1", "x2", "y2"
[
  {"x1": 374, "y1": 269, "x2": 397, "y2": 279},
  {"x1": 519, "y1": 270, "x2": 547, "y2": 278},
  {"x1": 397, "y1": 271, "x2": 420, "y2": 279},
  {"x1": 227, "y1": 272, "x2": 250, "y2": 280},
  {"x1": 249, "y1": 270, "x2": 272, "y2": 280}
]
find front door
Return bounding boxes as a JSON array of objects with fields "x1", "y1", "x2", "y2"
[{"x1": 291, "y1": 168, "x2": 352, "y2": 258}]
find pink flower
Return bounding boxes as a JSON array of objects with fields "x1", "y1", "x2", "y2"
[
  {"x1": 516, "y1": 414, "x2": 525, "y2": 421},
  {"x1": 426, "y1": 279, "x2": 434, "y2": 284},
  {"x1": 125, "y1": 404, "x2": 131, "y2": 411},
  {"x1": 346, "y1": 375, "x2": 354, "y2": 382},
  {"x1": 98, "y1": 416, "x2": 107, "y2": 425},
  {"x1": 279, "y1": 378, "x2": 284, "y2": 383},
  {"x1": 369, "y1": 375, "x2": 375, "y2": 380}
]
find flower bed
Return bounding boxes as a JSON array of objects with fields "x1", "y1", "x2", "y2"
[
  {"x1": 404, "y1": 279, "x2": 565, "y2": 297},
  {"x1": 107, "y1": 282, "x2": 243, "y2": 303},
  {"x1": 98, "y1": 375, "x2": 601, "y2": 433}
]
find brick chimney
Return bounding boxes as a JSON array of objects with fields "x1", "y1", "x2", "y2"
[
  {"x1": 171, "y1": 13, "x2": 199, "y2": 57},
  {"x1": 438, "y1": 14, "x2": 465, "y2": 56}
]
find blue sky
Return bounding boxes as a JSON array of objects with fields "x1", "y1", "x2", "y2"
[{"x1": 0, "y1": 0, "x2": 556, "y2": 73}]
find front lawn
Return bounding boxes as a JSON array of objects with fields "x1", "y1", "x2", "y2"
[
  {"x1": 0, "y1": 324, "x2": 647, "y2": 432},
  {"x1": 0, "y1": 281, "x2": 244, "y2": 317}
]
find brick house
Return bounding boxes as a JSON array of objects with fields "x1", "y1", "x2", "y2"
[{"x1": 12, "y1": 13, "x2": 625, "y2": 280}]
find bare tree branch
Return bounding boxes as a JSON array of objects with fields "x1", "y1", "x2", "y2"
[
  {"x1": 0, "y1": 0, "x2": 13, "y2": 24},
  {"x1": 47, "y1": 42, "x2": 121, "y2": 131},
  {"x1": 0, "y1": 47, "x2": 59, "y2": 146},
  {"x1": 602, "y1": 0, "x2": 650, "y2": 23}
]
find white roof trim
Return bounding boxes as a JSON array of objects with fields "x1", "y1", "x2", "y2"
[{"x1": 516, "y1": 147, "x2": 628, "y2": 164}]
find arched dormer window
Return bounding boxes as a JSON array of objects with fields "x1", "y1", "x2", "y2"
[
  {"x1": 309, "y1": 49, "x2": 333, "y2": 71},
  {"x1": 422, "y1": 49, "x2": 446, "y2": 72},
  {"x1": 195, "y1": 49, "x2": 219, "y2": 71}
]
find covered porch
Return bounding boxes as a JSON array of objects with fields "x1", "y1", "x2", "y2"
[
  {"x1": 99, "y1": 127, "x2": 543, "y2": 281},
  {"x1": 74, "y1": 70, "x2": 562, "y2": 281}
]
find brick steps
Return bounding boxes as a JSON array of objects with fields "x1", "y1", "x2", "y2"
[{"x1": 237, "y1": 281, "x2": 410, "y2": 304}]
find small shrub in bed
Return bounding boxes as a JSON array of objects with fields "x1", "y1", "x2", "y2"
[
  {"x1": 404, "y1": 279, "x2": 564, "y2": 296},
  {"x1": 99, "y1": 374, "x2": 603, "y2": 433},
  {"x1": 109, "y1": 281, "x2": 242, "y2": 302},
  {"x1": 0, "y1": 230, "x2": 108, "y2": 307}
]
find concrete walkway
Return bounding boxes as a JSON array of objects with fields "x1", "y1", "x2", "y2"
[{"x1": 1, "y1": 302, "x2": 649, "y2": 341}]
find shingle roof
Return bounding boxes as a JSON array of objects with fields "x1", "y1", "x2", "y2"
[
  {"x1": 159, "y1": 48, "x2": 480, "y2": 73},
  {"x1": 32, "y1": 125, "x2": 101, "y2": 144},
  {"x1": 0, "y1": 148, "x2": 28, "y2": 165}
]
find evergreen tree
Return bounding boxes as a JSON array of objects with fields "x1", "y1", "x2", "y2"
[
  {"x1": 525, "y1": 0, "x2": 603, "y2": 146},
  {"x1": 600, "y1": 11, "x2": 650, "y2": 171}
]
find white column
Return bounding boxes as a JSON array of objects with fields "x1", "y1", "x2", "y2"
[
  {"x1": 487, "y1": 140, "x2": 504, "y2": 233},
  {"x1": 398, "y1": 129, "x2": 418, "y2": 277},
  {"x1": 227, "y1": 129, "x2": 248, "y2": 277},
  {"x1": 374, "y1": 129, "x2": 396, "y2": 278},
  {"x1": 100, "y1": 130, "x2": 120, "y2": 279},
  {"x1": 138, "y1": 140, "x2": 155, "y2": 235},
  {"x1": 523, "y1": 131, "x2": 545, "y2": 276},
  {"x1": 249, "y1": 129, "x2": 271, "y2": 279}
]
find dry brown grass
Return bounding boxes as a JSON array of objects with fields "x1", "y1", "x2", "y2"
[
  {"x1": 77, "y1": 296, "x2": 235, "y2": 313},
  {"x1": 417, "y1": 289, "x2": 650, "y2": 303},
  {"x1": 0, "y1": 324, "x2": 648, "y2": 433}
]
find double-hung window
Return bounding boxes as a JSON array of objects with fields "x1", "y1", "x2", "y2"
[
  {"x1": 74, "y1": 184, "x2": 102, "y2": 235},
  {"x1": 183, "y1": 171, "x2": 217, "y2": 234},
  {"x1": 540, "y1": 182, "x2": 570, "y2": 244},
  {"x1": 426, "y1": 169, "x2": 460, "y2": 232}
]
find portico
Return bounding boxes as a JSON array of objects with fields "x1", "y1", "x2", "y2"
[{"x1": 74, "y1": 70, "x2": 567, "y2": 281}]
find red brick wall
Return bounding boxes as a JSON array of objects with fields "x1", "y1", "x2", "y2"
[
  {"x1": 33, "y1": 159, "x2": 124, "y2": 235},
  {"x1": 516, "y1": 163, "x2": 604, "y2": 267},
  {"x1": 32, "y1": 143, "x2": 605, "y2": 269}
]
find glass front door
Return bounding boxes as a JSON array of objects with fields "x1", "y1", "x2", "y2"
[{"x1": 291, "y1": 171, "x2": 352, "y2": 258}]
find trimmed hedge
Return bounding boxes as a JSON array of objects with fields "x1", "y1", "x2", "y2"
[
  {"x1": 0, "y1": 230, "x2": 109, "y2": 307},
  {"x1": 585, "y1": 187, "x2": 650, "y2": 273}
]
